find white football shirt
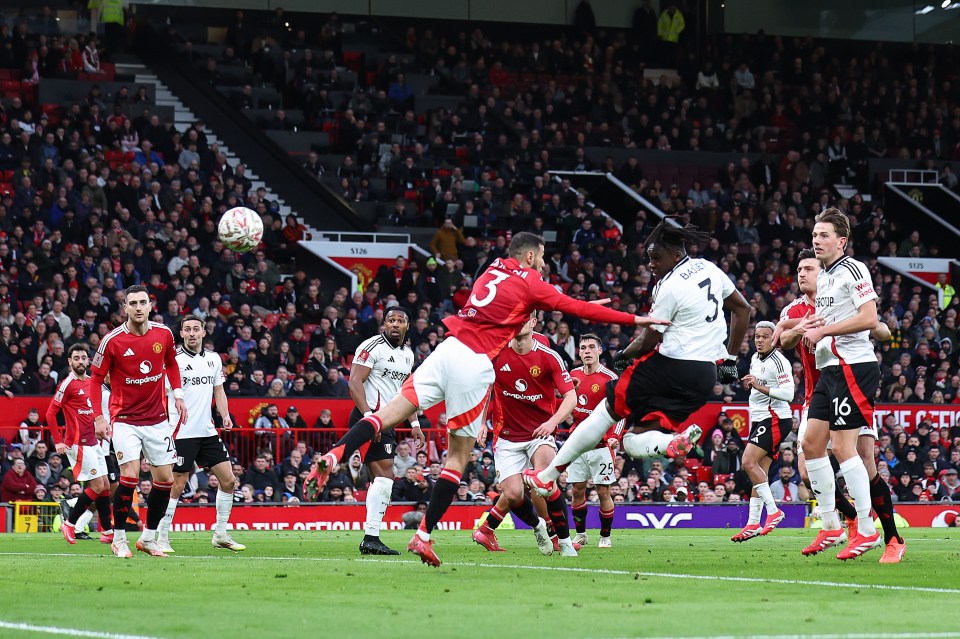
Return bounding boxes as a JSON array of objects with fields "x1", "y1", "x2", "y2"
[
  {"x1": 166, "y1": 346, "x2": 224, "y2": 439},
  {"x1": 814, "y1": 256, "x2": 878, "y2": 368},
  {"x1": 648, "y1": 256, "x2": 736, "y2": 362},
  {"x1": 747, "y1": 349, "x2": 794, "y2": 421},
  {"x1": 353, "y1": 334, "x2": 414, "y2": 410}
]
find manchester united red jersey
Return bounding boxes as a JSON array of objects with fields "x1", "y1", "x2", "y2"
[
  {"x1": 570, "y1": 365, "x2": 622, "y2": 449},
  {"x1": 780, "y1": 296, "x2": 818, "y2": 405},
  {"x1": 48, "y1": 373, "x2": 97, "y2": 447},
  {"x1": 90, "y1": 322, "x2": 182, "y2": 426},
  {"x1": 490, "y1": 340, "x2": 575, "y2": 443},
  {"x1": 443, "y1": 257, "x2": 637, "y2": 360}
]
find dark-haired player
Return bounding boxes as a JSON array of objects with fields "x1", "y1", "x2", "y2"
[
  {"x1": 525, "y1": 219, "x2": 750, "y2": 497},
  {"x1": 567, "y1": 333, "x2": 621, "y2": 549},
  {"x1": 472, "y1": 312, "x2": 578, "y2": 556},
  {"x1": 48, "y1": 344, "x2": 113, "y2": 546},
  {"x1": 345, "y1": 305, "x2": 422, "y2": 556},
  {"x1": 90, "y1": 285, "x2": 186, "y2": 559},
  {"x1": 156, "y1": 315, "x2": 244, "y2": 553},
  {"x1": 730, "y1": 321, "x2": 793, "y2": 541},
  {"x1": 304, "y1": 232, "x2": 668, "y2": 566}
]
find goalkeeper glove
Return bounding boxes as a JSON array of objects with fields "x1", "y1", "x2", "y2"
[{"x1": 717, "y1": 355, "x2": 739, "y2": 384}]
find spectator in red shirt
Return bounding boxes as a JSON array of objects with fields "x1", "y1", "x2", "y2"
[{"x1": 1, "y1": 458, "x2": 38, "y2": 502}]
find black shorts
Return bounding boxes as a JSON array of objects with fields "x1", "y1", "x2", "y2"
[
  {"x1": 747, "y1": 415, "x2": 792, "y2": 456},
  {"x1": 349, "y1": 408, "x2": 397, "y2": 463},
  {"x1": 808, "y1": 362, "x2": 880, "y2": 431},
  {"x1": 173, "y1": 435, "x2": 232, "y2": 473},
  {"x1": 606, "y1": 352, "x2": 717, "y2": 431}
]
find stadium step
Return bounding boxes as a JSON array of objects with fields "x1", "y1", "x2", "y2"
[{"x1": 124, "y1": 59, "x2": 321, "y2": 237}]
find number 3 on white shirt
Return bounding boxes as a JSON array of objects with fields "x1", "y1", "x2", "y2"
[{"x1": 469, "y1": 270, "x2": 511, "y2": 308}]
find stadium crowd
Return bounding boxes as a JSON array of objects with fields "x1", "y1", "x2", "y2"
[{"x1": 1, "y1": 8, "x2": 960, "y2": 510}]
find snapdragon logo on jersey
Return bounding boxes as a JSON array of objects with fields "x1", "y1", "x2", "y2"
[
  {"x1": 125, "y1": 361, "x2": 163, "y2": 386},
  {"x1": 500, "y1": 379, "x2": 544, "y2": 402}
]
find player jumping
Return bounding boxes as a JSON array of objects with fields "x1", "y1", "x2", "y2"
[
  {"x1": 156, "y1": 315, "x2": 245, "y2": 553},
  {"x1": 524, "y1": 219, "x2": 750, "y2": 498},
  {"x1": 303, "y1": 232, "x2": 668, "y2": 566},
  {"x1": 90, "y1": 285, "x2": 186, "y2": 559}
]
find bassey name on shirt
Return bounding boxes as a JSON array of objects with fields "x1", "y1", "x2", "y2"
[{"x1": 678, "y1": 262, "x2": 705, "y2": 280}]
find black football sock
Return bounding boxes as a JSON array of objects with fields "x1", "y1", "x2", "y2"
[
  {"x1": 546, "y1": 489, "x2": 570, "y2": 540},
  {"x1": 870, "y1": 473, "x2": 901, "y2": 544},
  {"x1": 599, "y1": 506, "x2": 614, "y2": 538},
  {"x1": 484, "y1": 504, "x2": 508, "y2": 531},
  {"x1": 510, "y1": 496, "x2": 540, "y2": 528},
  {"x1": 113, "y1": 477, "x2": 137, "y2": 534},
  {"x1": 419, "y1": 468, "x2": 460, "y2": 537},
  {"x1": 330, "y1": 417, "x2": 381, "y2": 462},
  {"x1": 571, "y1": 501, "x2": 588, "y2": 534},
  {"x1": 68, "y1": 487, "x2": 96, "y2": 525},
  {"x1": 146, "y1": 481, "x2": 172, "y2": 531},
  {"x1": 95, "y1": 491, "x2": 113, "y2": 532},
  {"x1": 835, "y1": 484, "x2": 858, "y2": 521}
]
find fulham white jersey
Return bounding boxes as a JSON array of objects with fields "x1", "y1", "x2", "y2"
[
  {"x1": 748, "y1": 349, "x2": 794, "y2": 421},
  {"x1": 648, "y1": 256, "x2": 736, "y2": 362},
  {"x1": 100, "y1": 384, "x2": 111, "y2": 456},
  {"x1": 166, "y1": 346, "x2": 224, "y2": 439},
  {"x1": 353, "y1": 334, "x2": 414, "y2": 410},
  {"x1": 814, "y1": 256, "x2": 878, "y2": 369}
]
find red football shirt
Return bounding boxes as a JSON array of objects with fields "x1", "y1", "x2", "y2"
[
  {"x1": 443, "y1": 257, "x2": 637, "y2": 360},
  {"x1": 47, "y1": 373, "x2": 97, "y2": 447},
  {"x1": 780, "y1": 296, "x2": 818, "y2": 405},
  {"x1": 570, "y1": 365, "x2": 622, "y2": 449},
  {"x1": 90, "y1": 322, "x2": 182, "y2": 426},
  {"x1": 490, "y1": 340, "x2": 575, "y2": 443}
]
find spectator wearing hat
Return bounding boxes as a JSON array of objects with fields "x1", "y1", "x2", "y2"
[
  {"x1": 476, "y1": 451, "x2": 497, "y2": 489},
  {"x1": 938, "y1": 468, "x2": 960, "y2": 500},
  {"x1": 285, "y1": 406, "x2": 307, "y2": 430},
  {"x1": 1, "y1": 457, "x2": 38, "y2": 502}
]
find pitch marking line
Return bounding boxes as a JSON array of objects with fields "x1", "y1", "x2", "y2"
[
  {"x1": 607, "y1": 634, "x2": 960, "y2": 639},
  {"x1": 3, "y1": 551, "x2": 959, "y2": 595},
  {"x1": 0, "y1": 621, "x2": 170, "y2": 639}
]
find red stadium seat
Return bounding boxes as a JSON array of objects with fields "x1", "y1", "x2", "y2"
[
  {"x1": 263, "y1": 313, "x2": 280, "y2": 329},
  {"x1": 0, "y1": 182, "x2": 13, "y2": 196}
]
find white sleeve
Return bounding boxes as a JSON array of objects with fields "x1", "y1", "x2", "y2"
[
  {"x1": 648, "y1": 284, "x2": 677, "y2": 334},
  {"x1": 768, "y1": 354, "x2": 795, "y2": 401},
  {"x1": 714, "y1": 264, "x2": 736, "y2": 299},
  {"x1": 846, "y1": 262, "x2": 878, "y2": 309},
  {"x1": 353, "y1": 338, "x2": 378, "y2": 370}
]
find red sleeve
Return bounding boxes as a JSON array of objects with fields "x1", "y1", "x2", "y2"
[
  {"x1": 165, "y1": 330, "x2": 182, "y2": 390},
  {"x1": 548, "y1": 354, "x2": 575, "y2": 395},
  {"x1": 89, "y1": 343, "x2": 112, "y2": 421},
  {"x1": 530, "y1": 278, "x2": 637, "y2": 325},
  {"x1": 46, "y1": 399, "x2": 63, "y2": 446}
]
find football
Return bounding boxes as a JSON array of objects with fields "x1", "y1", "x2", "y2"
[{"x1": 218, "y1": 206, "x2": 264, "y2": 253}]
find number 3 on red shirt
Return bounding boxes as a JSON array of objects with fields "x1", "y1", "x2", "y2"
[{"x1": 469, "y1": 270, "x2": 511, "y2": 308}]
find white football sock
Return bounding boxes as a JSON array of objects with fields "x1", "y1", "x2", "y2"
[
  {"x1": 538, "y1": 402, "x2": 615, "y2": 483},
  {"x1": 755, "y1": 482, "x2": 778, "y2": 515},
  {"x1": 806, "y1": 456, "x2": 840, "y2": 530},
  {"x1": 215, "y1": 489, "x2": 233, "y2": 535},
  {"x1": 140, "y1": 528, "x2": 156, "y2": 543},
  {"x1": 114, "y1": 528, "x2": 127, "y2": 542},
  {"x1": 839, "y1": 457, "x2": 877, "y2": 536},
  {"x1": 364, "y1": 476, "x2": 393, "y2": 537},
  {"x1": 75, "y1": 508, "x2": 95, "y2": 532},
  {"x1": 622, "y1": 430, "x2": 675, "y2": 458},
  {"x1": 748, "y1": 496, "x2": 763, "y2": 525},
  {"x1": 158, "y1": 499, "x2": 178, "y2": 536}
]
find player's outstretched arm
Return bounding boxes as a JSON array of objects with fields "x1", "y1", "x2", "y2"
[
  {"x1": 533, "y1": 389, "x2": 578, "y2": 438},
  {"x1": 803, "y1": 299, "x2": 878, "y2": 350},
  {"x1": 717, "y1": 289, "x2": 750, "y2": 383},
  {"x1": 533, "y1": 277, "x2": 669, "y2": 329}
]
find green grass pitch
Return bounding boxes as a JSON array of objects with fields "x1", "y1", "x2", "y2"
[{"x1": 1, "y1": 529, "x2": 959, "y2": 639}]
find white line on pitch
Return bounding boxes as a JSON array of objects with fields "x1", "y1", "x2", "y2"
[
  {"x1": 2, "y1": 551, "x2": 958, "y2": 595},
  {"x1": 606, "y1": 633, "x2": 960, "y2": 639},
  {"x1": 0, "y1": 621, "x2": 170, "y2": 639}
]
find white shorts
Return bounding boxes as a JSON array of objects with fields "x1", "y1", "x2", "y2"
[
  {"x1": 567, "y1": 446, "x2": 616, "y2": 485},
  {"x1": 66, "y1": 443, "x2": 108, "y2": 482},
  {"x1": 113, "y1": 421, "x2": 177, "y2": 467},
  {"x1": 401, "y1": 337, "x2": 495, "y2": 439},
  {"x1": 494, "y1": 437, "x2": 556, "y2": 480},
  {"x1": 800, "y1": 404, "x2": 877, "y2": 456}
]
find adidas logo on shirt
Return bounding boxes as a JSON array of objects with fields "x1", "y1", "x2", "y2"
[
  {"x1": 388, "y1": 356, "x2": 395, "y2": 362},
  {"x1": 500, "y1": 364, "x2": 511, "y2": 372},
  {"x1": 185, "y1": 364, "x2": 193, "y2": 371},
  {"x1": 123, "y1": 348, "x2": 135, "y2": 357},
  {"x1": 78, "y1": 389, "x2": 85, "y2": 395}
]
